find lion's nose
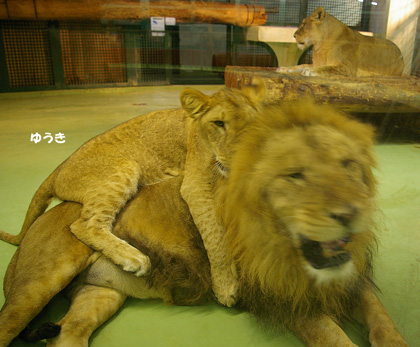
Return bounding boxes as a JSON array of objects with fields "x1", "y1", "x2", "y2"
[{"x1": 293, "y1": 32, "x2": 297, "y2": 38}]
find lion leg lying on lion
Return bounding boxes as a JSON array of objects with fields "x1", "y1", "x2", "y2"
[
  {"x1": 0, "y1": 177, "x2": 212, "y2": 347},
  {"x1": 1, "y1": 177, "x2": 406, "y2": 347},
  {"x1": 1, "y1": 101, "x2": 407, "y2": 347},
  {"x1": 0, "y1": 82, "x2": 268, "y2": 308}
]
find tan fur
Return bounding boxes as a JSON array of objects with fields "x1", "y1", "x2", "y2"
[
  {"x1": 217, "y1": 102, "x2": 376, "y2": 320},
  {"x1": 278, "y1": 7, "x2": 404, "y2": 76},
  {"x1": 179, "y1": 82, "x2": 265, "y2": 305},
  {"x1": 0, "y1": 178, "x2": 213, "y2": 346},
  {"x1": 0, "y1": 83, "x2": 265, "y2": 306},
  {"x1": 0, "y1": 101, "x2": 407, "y2": 347},
  {"x1": 216, "y1": 101, "x2": 407, "y2": 345}
]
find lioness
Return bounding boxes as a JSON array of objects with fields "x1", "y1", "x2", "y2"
[
  {"x1": 0, "y1": 83, "x2": 265, "y2": 307},
  {"x1": 0, "y1": 101, "x2": 407, "y2": 347},
  {"x1": 278, "y1": 7, "x2": 404, "y2": 76}
]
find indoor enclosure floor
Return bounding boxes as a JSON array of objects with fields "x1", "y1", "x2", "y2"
[{"x1": 0, "y1": 86, "x2": 419, "y2": 347}]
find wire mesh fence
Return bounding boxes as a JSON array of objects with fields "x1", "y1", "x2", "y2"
[
  {"x1": 60, "y1": 22, "x2": 127, "y2": 85},
  {"x1": 1, "y1": 21, "x2": 54, "y2": 88}
]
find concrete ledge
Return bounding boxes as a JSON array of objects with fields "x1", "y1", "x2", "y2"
[
  {"x1": 246, "y1": 26, "x2": 374, "y2": 67},
  {"x1": 246, "y1": 26, "x2": 297, "y2": 43}
]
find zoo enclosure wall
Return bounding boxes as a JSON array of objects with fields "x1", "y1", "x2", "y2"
[{"x1": 0, "y1": 0, "x2": 419, "y2": 93}]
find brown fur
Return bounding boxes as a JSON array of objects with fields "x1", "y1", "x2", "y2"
[
  {"x1": 0, "y1": 83, "x2": 266, "y2": 307},
  {"x1": 278, "y1": 7, "x2": 404, "y2": 76},
  {"x1": 219, "y1": 102, "x2": 377, "y2": 313},
  {"x1": 216, "y1": 101, "x2": 406, "y2": 345},
  {"x1": 0, "y1": 101, "x2": 407, "y2": 347},
  {"x1": 0, "y1": 177, "x2": 213, "y2": 346},
  {"x1": 112, "y1": 177, "x2": 212, "y2": 306}
]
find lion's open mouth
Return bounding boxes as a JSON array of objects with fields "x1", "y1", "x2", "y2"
[{"x1": 299, "y1": 235, "x2": 351, "y2": 269}]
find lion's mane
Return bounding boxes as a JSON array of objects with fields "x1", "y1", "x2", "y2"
[{"x1": 218, "y1": 101, "x2": 378, "y2": 327}]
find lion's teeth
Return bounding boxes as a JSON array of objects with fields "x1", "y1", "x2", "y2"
[
  {"x1": 321, "y1": 237, "x2": 349, "y2": 250},
  {"x1": 320, "y1": 241, "x2": 339, "y2": 249}
]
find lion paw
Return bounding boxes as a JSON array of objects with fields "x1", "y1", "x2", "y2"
[
  {"x1": 119, "y1": 252, "x2": 151, "y2": 277},
  {"x1": 301, "y1": 67, "x2": 318, "y2": 76},
  {"x1": 214, "y1": 285, "x2": 239, "y2": 308},
  {"x1": 212, "y1": 277, "x2": 239, "y2": 307},
  {"x1": 276, "y1": 66, "x2": 299, "y2": 74}
]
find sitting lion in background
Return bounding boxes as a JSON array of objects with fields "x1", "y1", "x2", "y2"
[
  {"x1": 0, "y1": 101, "x2": 407, "y2": 347},
  {"x1": 278, "y1": 7, "x2": 404, "y2": 76}
]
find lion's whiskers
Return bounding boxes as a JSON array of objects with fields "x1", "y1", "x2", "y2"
[{"x1": 211, "y1": 162, "x2": 225, "y2": 184}]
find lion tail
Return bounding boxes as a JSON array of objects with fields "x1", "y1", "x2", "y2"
[
  {"x1": 19, "y1": 322, "x2": 61, "y2": 343},
  {"x1": 0, "y1": 169, "x2": 59, "y2": 245}
]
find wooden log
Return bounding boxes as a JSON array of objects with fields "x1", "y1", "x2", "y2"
[
  {"x1": 0, "y1": 0, "x2": 266, "y2": 26},
  {"x1": 225, "y1": 66, "x2": 420, "y2": 113}
]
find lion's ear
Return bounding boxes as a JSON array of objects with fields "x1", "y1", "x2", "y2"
[
  {"x1": 312, "y1": 7, "x2": 326, "y2": 22},
  {"x1": 180, "y1": 88, "x2": 210, "y2": 119},
  {"x1": 241, "y1": 77, "x2": 267, "y2": 105}
]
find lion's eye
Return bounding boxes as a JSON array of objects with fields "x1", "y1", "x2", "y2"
[
  {"x1": 288, "y1": 172, "x2": 305, "y2": 180},
  {"x1": 342, "y1": 159, "x2": 357, "y2": 170},
  {"x1": 342, "y1": 159, "x2": 363, "y2": 177},
  {"x1": 213, "y1": 120, "x2": 225, "y2": 128}
]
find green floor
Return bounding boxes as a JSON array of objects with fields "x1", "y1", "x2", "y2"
[{"x1": 0, "y1": 86, "x2": 419, "y2": 346}]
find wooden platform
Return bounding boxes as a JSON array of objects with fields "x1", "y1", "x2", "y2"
[{"x1": 225, "y1": 66, "x2": 420, "y2": 113}]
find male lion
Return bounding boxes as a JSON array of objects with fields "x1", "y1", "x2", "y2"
[
  {"x1": 0, "y1": 83, "x2": 266, "y2": 307},
  {"x1": 278, "y1": 7, "x2": 404, "y2": 76},
  {"x1": 0, "y1": 101, "x2": 407, "y2": 347}
]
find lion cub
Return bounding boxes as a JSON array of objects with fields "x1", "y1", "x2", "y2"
[{"x1": 0, "y1": 84, "x2": 265, "y2": 306}]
